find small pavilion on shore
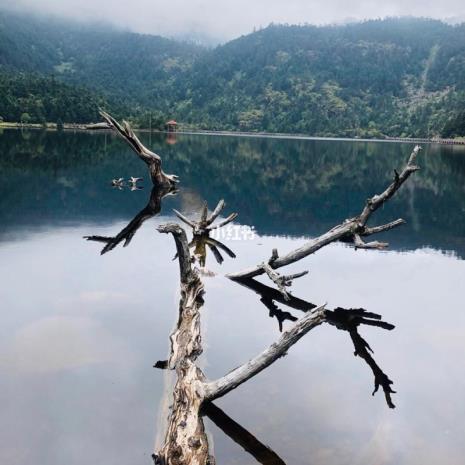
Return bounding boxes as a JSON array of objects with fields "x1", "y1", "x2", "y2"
[{"x1": 165, "y1": 120, "x2": 178, "y2": 132}]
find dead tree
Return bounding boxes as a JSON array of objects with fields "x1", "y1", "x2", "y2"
[
  {"x1": 100, "y1": 110, "x2": 179, "y2": 187},
  {"x1": 83, "y1": 184, "x2": 176, "y2": 254},
  {"x1": 152, "y1": 146, "x2": 421, "y2": 464},
  {"x1": 154, "y1": 221, "x2": 396, "y2": 465}
]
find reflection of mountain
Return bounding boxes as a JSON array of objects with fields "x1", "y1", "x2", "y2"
[{"x1": 1, "y1": 129, "x2": 464, "y2": 257}]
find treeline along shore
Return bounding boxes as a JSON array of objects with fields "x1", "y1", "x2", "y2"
[
  {"x1": 2, "y1": 121, "x2": 465, "y2": 145},
  {"x1": 1, "y1": 13, "x2": 465, "y2": 139}
]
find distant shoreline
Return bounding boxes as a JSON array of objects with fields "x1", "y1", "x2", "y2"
[{"x1": 2, "y1": 122, "x2": 465, "y2": 145}]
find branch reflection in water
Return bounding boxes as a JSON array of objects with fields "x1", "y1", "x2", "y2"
[
  {"x1": 236, "y1": 277, "x2": 396, "y2": 408},
  {"x1": 83, "y1": 184, "x2": 177, "y2": 255}
]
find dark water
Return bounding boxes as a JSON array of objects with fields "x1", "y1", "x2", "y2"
[{"x1": 0, "y1": 128, "x2": 464, "y2": 465}]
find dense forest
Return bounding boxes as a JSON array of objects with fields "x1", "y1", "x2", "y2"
[{"x1": 1, "y1": 11, "x2": 464, "y2": 137}]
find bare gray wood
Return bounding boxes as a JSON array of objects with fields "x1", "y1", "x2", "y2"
[
  {"x1": 228, "y1": 145, "x2": 421, "y2": 280},
  {"x1": 204, "y1": 304, "x2": 326, "y2": 401},
  {"x1": 100, "y1": 110, "x2": 179, "y2": 187}
]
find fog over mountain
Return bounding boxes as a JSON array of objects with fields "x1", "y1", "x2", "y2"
[{"x1": 1, "y1": 0, "x2": 464, "y2": 43}]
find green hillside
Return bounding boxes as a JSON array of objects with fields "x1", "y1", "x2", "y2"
[{"x1": 1, "y1": 12, "x2": 464, "y2": 137}]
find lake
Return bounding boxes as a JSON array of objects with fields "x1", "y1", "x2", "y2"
[{"x1": 0, "y1": 128, "x2": 464, "y2": 465}]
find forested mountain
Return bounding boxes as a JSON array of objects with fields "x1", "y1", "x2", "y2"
[
  {"x1": 0, "y1": 72, "x2": 106, "y2": 124},
  {"x1": 1, "y1": 11, "x2": 464, "y2": 137}
]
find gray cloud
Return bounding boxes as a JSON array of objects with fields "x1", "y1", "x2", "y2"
[{"x1": 1, "y1": 0, "x2": 464, "y2": 43}]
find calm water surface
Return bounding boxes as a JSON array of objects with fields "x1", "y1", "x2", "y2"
[{"x1": 0, "y1": 129, "x2": 464, "y2": 465}]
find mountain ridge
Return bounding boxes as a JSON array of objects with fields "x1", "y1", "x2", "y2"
[{"x1": 1, "y1": 11, "x2": 464, "y2": 137}]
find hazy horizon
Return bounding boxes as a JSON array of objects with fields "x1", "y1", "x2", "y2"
[{"x1": 1, "y1": 0, "x2": 464, "y2": 44}]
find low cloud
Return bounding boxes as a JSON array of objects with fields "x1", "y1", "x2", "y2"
[{"x1": 1, "y1": 0, "x2": 464, "y2": 43}]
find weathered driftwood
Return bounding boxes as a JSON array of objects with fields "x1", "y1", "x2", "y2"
[
  {"x1": 174, "y1": 199, "x2": 238, "y2": 236},
  {"x1": 154, "y1": 223, "x2": 211, "y2": 465},
  {"x1": 228, "y1": 145, "x2": 421, "y2": 280},
  {"x1": 84, "y1": 185, "x2": 176, "y2": 254},
  {"x1": 260, "y1": 260, "x2": 308, "y2": 301},
  {"x1": 203, "y1": 303, "x2": 327, "y2": 402},
  {"x1": 150, "y1": 146, "x2": 420, "y2": 462},
  {"x1": 100, "y1": 110, "x2": 179, "y2": 187},
  {"x1": 173, "y1": 199, "x2": 238, "y2": 267}
]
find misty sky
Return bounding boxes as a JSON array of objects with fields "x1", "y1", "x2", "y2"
[{"x1": 2, "y1": 0, "x2": 464, "y2": 42}]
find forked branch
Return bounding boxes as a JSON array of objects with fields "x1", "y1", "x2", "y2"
[
  {"x1": 228, "y1": 145, "x2": 421, "y2": 280},
  {"x1": 173, "y1": 199, "x2": 238, "y2": 235},
  {"x1": 260, "y1": 261, "x2": 308, "y2": 301},
  {"x1": 100, "y1": 110, "x2": 179, "y2": 187}
]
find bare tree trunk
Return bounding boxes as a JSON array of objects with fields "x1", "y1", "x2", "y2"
[
  {"x1": 153, "y1": 224, "x2": 326, "y2": 464},
  {"x1": 154, "y1": 224, "x2": 212, "y2": 465}
]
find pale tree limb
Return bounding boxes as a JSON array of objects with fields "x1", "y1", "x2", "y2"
[
  {"x1": 352, "y1": 234, "x2": 388, "y2": 250},
  {"x1": 173, "y1": 208, "x2": 197, "y2": 229},
  {"x1": 207, "y1": 212, "x2": 238, "y2": 231},
  {"x1": 361, "y1": 218, "x2": 406, "y2": 236},
  {"x1": 207, "y1": 199, "x2": 225, "y2": 225},
  {"x1": 100, "y1": 110, "x2": 179, "y2": 187},
  {"x1": 174, "y1": 199, "x2": 238, "y2": 236},
  {"x1": 259, "y1": 262, "x2": 308, "y2": 301},
  {"x1": 203, "y1": 304, "x2": 327, "y2": 402},
  {"x1": 228, "y1": 145, "x2": 421, "y2": 280},
  {"x1": 222, "y1": 277, "x2": 397, "y2": 408}
]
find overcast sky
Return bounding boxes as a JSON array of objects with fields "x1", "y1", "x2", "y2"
[{"x1": 2, "y1": 0, "x2": 464, "y2": 43}]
